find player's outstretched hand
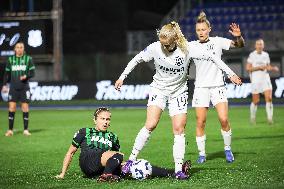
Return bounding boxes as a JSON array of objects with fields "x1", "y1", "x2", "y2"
[
  {"x1": 55, "y1": 173, "x2": 64, "y2": 179},
  {"x1": 115, "y1": 79, "x2": 123, "y2": 91},
  {"x1": 229, "y1": 23, "x2": 241, "y2": 37},
  {"x1": 272, "y1": 66, "x2": 279, "y2": 72},
  {"x1": 230, "y1": 75, "x2": 242, "y2": 85}
]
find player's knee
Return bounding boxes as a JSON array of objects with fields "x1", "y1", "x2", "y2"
[
  {"x1": 253, "y1": 99, "x2": 260, "y2": 105},
  {"x1": 173, "y1": 124, "x2": 185, "y2": 134},
  {"x1": 173, "y1": 127, "x2": 184, "y2": 134},
  {"x1": 196, "y1": 118, "x2": 206, "y2": 128},
  {"x1": 219, "y1": 117, "x2": 228, "y2": 127},
  {"x1": 22, "y1": 107, "x2": 29, "y2": 112},
  {"x1": 9, "y1": 108, "x2": 16, "y2": 112},
  {"x1": 111, "y1": 153, "x2": 123, "y2": 163},
  {"x1": 9, "y1": 106, "x2": 16, "y2": 112},
  {"x1": 145, "y1": 122, "x2": 158, "y2": 131},
  {"x1": 265, "y1": 97, "x2": 272, "y2": 102},
  {"x1": 21, "y1": 104, "x2": 29, "y2": 112}
]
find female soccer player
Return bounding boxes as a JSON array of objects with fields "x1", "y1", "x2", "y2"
[
  {"x1": 55, "y1": 107, "x2": 192, "y2": 182},
  {"x1": 1, "y1": 42, "x2": 35, "y2": 136},
  {"x1": 246, "y1": 39, "x2": 279, "y2": 124},
  {"x1": 115, "y1": 21, "x2": 241, "y2": 177},
  {"x1": 55, "y1": 107, "x2": 123, "y2": 182},
  {"x1": 190, "y1": 12, "x2": 244, "y2": 164}
]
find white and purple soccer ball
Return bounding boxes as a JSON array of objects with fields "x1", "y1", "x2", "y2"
[{"x1": 130, "y1": 159, "x2": 152, "y2": 180}]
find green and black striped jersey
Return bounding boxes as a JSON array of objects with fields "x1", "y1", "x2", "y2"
[
  {"x1": 4, "y1": 54, "x2": 35, "y2": 89},
  {"x1": 72, "y1": 128, "x2": 120, "y2": 152}
]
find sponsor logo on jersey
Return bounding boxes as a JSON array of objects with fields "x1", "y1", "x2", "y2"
[
  {"x1": 91, "y1": 135, "x2": 112, "y2": 147},
  {"x1": 206, "y1": 44, "x2": 214, "y2": 51},
  {"x1": 174, "y1": 56, "x2": 184, "y2": 66},
  {"x1": 11, "y1": 65, "x2": 27, "y2": 71},
  {"x1": 159, "y1": 65, "x2": 185, "y2": 74}
]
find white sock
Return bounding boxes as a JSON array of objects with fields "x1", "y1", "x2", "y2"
[
  {"x1": 266, "y1": 102, "x2": 273, "y2": 120},
  {"x1": 173, "y1": 134, "x2": 185, "y2": 173},
  {"x1": 129, "y1": 127, "x2": 151, "y2": 161},
  {"x1": 221, "y1": 129, "x2": 232, "y2": 151},
  {"x1": 196, "y1": 135, "x2": 206, "y2": 156},
  {"x1": 250, "y1": 102, "x2": 257, "y2": 120}
]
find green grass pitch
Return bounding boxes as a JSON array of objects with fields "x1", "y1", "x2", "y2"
[{"x1": 0, "y1": 106, "x2": 284, "y2": 189}]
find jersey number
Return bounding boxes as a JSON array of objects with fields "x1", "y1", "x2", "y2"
[{"x1": 176, "y1": 95, "x2": 187, "y2": 108}]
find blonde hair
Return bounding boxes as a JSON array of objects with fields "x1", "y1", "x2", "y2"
[
  {"x1": 157, "y1": 21, "x2": 188, "y2": 55},
  {"x1": 196, "y1": 11, "x2": 211, "y2": 28}
]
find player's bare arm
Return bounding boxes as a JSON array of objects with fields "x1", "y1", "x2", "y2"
[
  {"x1": 246, "y1": 63, "x2": 267, "y2": 72},
  {"x1": 266, "y1": 65, "x2": 279, "y2": 72},
  {"x1": 229, "y1": 23, "x2": 245, "y2": 48},
  {"x1": 55, "y1": 145, "x2": 78, "y2": 179}
]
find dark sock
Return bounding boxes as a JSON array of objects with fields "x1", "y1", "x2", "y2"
[
  {"x1": 151, "y1": 166, "x2": 175, "y2": 178},
  {"x1": 23, "y1": 112, "x2": 29, "y2": 130},
  {"x1": 103, "y1": 153, "x2": 123, "y2": 174},
  {"x1": 8, "y1": 111, "x2": 15, "y2": 130}
]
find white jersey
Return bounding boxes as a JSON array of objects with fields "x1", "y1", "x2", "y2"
[
  {"x1": 189, "y1": 37, "x2": 232, "y2": 88},
  {"x1": 247, "y1": 50, "x2": 270, "y2": 83},
  {"x1": 119, "y1": 41, "x2": 235, "y2": 97},
  {"x1": 119, "y1": 41, "x2": 190, "y2": 97}
]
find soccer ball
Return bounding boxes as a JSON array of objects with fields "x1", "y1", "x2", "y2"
[{"x1": 130, "y1": 159, "x2": 152, "y2": 180}]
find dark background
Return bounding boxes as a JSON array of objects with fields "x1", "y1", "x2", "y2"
[{"x1": 0, "y1": 0, "x2": 178, "y2": 54}]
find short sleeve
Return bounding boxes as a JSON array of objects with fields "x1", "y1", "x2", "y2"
[
  {"x1": 137, "y1": 43, "x2": 155, "y2": 62},
  {"x1": 5, "y1": 57, "x2": 12, "y2": 72},
  {"x1": 28, "y1": 56, "x2": 35, "y2": 71},
  {"x1": 217, "y1": 37, "x2": 231, "y2": 51},
  {"x1": 266, "y1": 53, "x2": 270, "y2": 65},
  {"x1": 72, "y1": 128, "x2": 85, "y2": 148},
  {"x1": 247, "y1": 53, "x2": 253, "y2": 64}
]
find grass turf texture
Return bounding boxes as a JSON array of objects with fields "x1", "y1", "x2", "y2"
[{"x1": 0, "y1": 107, "x2": 284, "y2": 189}]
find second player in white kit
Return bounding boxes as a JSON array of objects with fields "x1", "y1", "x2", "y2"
[{"x1": 191, "y1": 12, "x2": 244, "y2": 164}]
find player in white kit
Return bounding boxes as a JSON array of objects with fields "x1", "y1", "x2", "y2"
[
  {"x1": 190, "y1": 12, "x2": 244, "y2": 164},
  {"x1": 246, "y1": 39, "x2": 279, "y2": 124},
  {"x1": 115, "y1": 21, "x2": 241, "y2": 178}
]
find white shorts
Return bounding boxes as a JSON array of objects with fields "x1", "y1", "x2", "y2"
[
  {"x1": 147, "y1": 88, "x2": 188, "y2": 116},
  {"x1": 251, "y1": 80, "x2": 272, "y2": 94},
  {"x1": 192, "y1": 86, "x2": 228, "y2": 107}
]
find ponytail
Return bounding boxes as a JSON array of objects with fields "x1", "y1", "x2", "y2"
[
  {"x1": 196, "y1": 11, "x2": 211, "y2": 28},
  {"x1": 157, "y1": 21, "x2": 188, "y2": 55}
]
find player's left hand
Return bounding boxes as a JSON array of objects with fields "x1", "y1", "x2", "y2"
[
  {"x1": 20, "y1": 75, "x2": 27, "y2": 81},
  {"x1": 229, "y1": 23, "x2": 241, "y2": 37},
  {"x1": 230, "y1": 75, "x2": 242, "y2": 86}
]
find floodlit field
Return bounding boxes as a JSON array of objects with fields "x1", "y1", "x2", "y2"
[{"x1": 0, "y1": 106, "x2": 284, "y2": 189}]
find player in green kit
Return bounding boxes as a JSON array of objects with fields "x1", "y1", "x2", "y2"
[
  {"x1": 1, "y1": 42, "x2": 35, "y2": 136},
  {"x1": 55, "y1": 107, "x2": 192, "y2": 182},
  {"x1": 55, "y1": 107, "x2": 124, "y2": 182}
]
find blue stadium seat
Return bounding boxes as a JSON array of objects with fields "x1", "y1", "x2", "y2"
[{"x1": 179, "y1": 0, "x2": 284, "y2": 41}]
